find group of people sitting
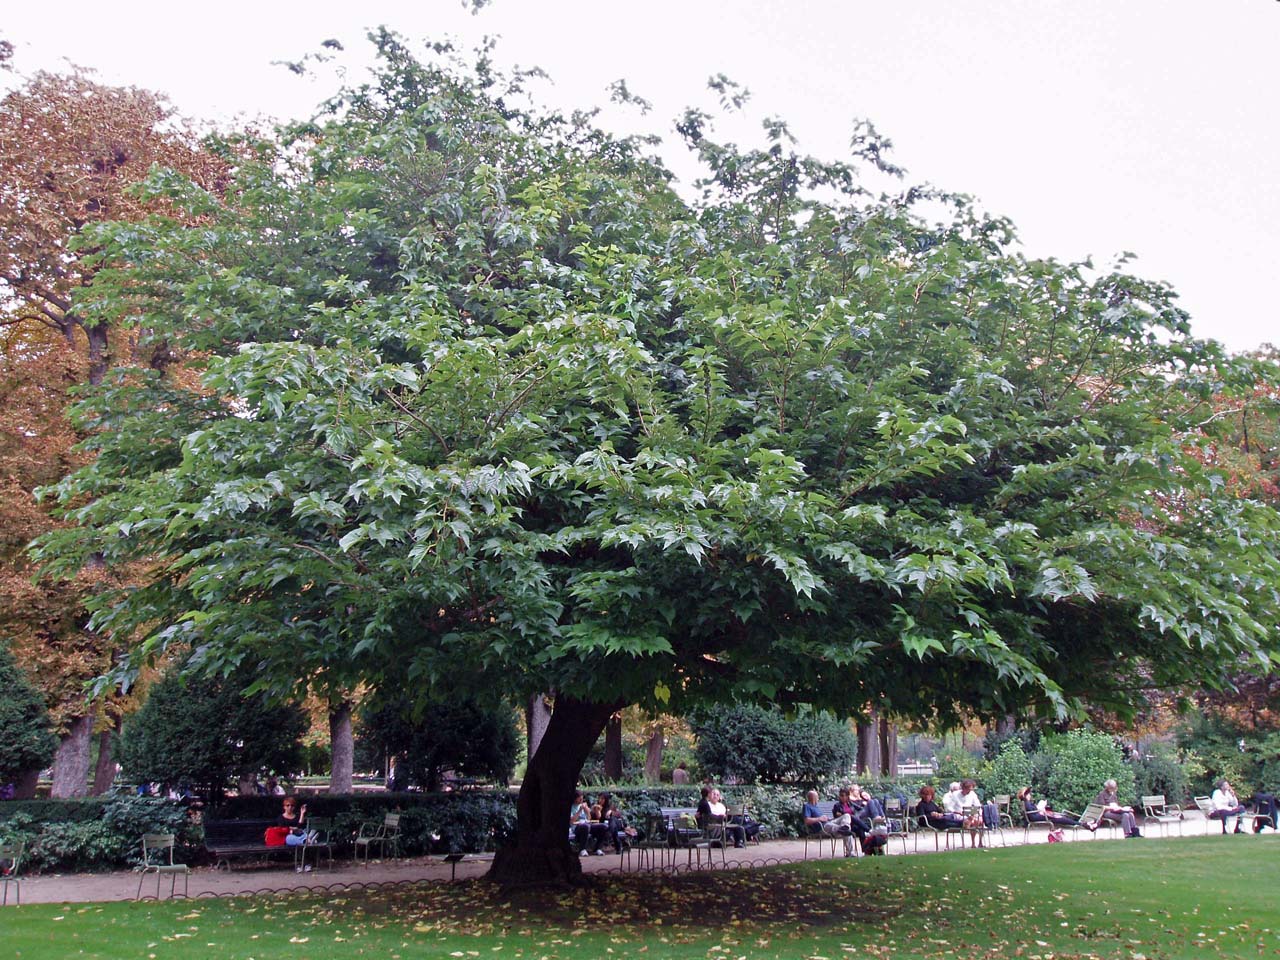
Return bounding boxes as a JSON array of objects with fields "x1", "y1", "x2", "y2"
[
  {"x1": 569, "y1": 791, "x2": 635, "y2": 856},
  {"x1": 570, "y1": 786, "x2": 762, "y2": 856},
  {"x1": 915, "y1": 780, "x2": 1001, "y2": 846},
  {"x1": 806, "y1": 776, "x2": 1158, "y2": 856},
  {"x1": 802, "y1": 784, "x2": 891, "y2": 856}
]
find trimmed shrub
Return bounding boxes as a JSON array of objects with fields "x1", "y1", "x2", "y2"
[
  {"x1": 980, "y1": 740, "x2": 1034, "y2": 800},
  {"x1": 689, "y1": 705, "x2": 857, "y2": 784},
  {"x1": 1129, "y1": 744, "x2": 1191, "y2": 805},
  {"x1": 0, "y1": 795, "x2": 194, "y2": 873},
  {"x1": 358, "y1": 695, "x2": 519, "y2": 791},
  {"x1": 118, "y1": 668, "x2": 307, "y2": 800},
  {"x1": 1041, "y1": 729, "x2": 1133, "y2": 812}
]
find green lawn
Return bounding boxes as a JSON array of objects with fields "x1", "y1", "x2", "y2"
[{"x1": 9, "y1": 835, "x2": 1278, "y2": 959}]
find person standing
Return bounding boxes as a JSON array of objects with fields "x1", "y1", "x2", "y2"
[{"x1": 672, "y1": 762, "x2": 690, "y2": 784}]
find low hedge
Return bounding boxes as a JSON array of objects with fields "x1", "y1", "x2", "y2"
[
  {"x1": 208, "y1": 792, "x2": 517, "y2": 858},
  {"x1": 0, "y1": 794, "x2": 196, "y2": 874},
  {"x1": 0, "y1": 797, "x2": 114, "y2": 823}
]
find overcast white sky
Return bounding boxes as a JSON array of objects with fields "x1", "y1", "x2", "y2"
[{"x1": 4, "y1": 0, "x2": 1277, "y2": 352}]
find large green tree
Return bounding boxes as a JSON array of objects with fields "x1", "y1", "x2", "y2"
[{"x1": 36, "y1": 34, "x2": 1280, "y2": 883}]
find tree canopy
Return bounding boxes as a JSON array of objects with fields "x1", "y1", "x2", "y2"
[{"x1": 35, "y1": 32, "x2": 1280, "y2": 880}]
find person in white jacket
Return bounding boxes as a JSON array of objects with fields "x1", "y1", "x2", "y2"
[{"x1": 1210, "y1": 779, "x2": 1247, "y2": 834}]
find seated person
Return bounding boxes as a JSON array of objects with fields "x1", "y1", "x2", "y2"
[
  {"x1": 596, "y1": 793, "x2": 639, "y2": 852},
  {"x1": 834, "y1": 787, "x2": 882, "y2": 855},
  {"x1": 916, "y1": 785, "x2": 964, "y2": 829},
  {"x1": 707, "y1": 788, "x2": 746, "y2": 848},
  {"x1": 1016, "y1": 786, "x2": 1079, "y2": 826},
  {"x1": 848, "y1": 782, "x2": 886, "y2": 819},
  {"x1": 1093, "y1": 779, "x2": 1141, "y2": 838},
  {"x1": 274, "y1": 796, "x2": 314, "y2": 846},
  {"x1": 957, "y1": 778, "x2": 988, "y2": 847},
  {"x1": 1210, "y1": 779, "x2": 1247, "y2": 834},
  {"x1": 803, "y1": 789, "x2": 855, "y2": 856}
]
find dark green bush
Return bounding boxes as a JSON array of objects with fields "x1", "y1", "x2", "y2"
[
  {"x1": 357, "y1": 695, "x2": 519, "y2": 791},
  {"x1": 1130, "y1": 744, "x2": 1191, "y2": 804},
  {"x1": 118, "y1": 667, "x2": 307, "y2": 800},
  {"x1": 0, "y1": 798, "x2": 110, "y2": 823},
  {"x1": 1041, "y1": 729, "x2": 1133, "y2": 812},
  {"x1": 1176, "y1": 715, "x2": 1280, "y2": 797},
  {"x1": 0, "y1": 640, "x2": 57, "y2": 786},
  {"x1": 0, "y1": 795, "x2": 194, "y2": 873},
  {"x1": 689, "y1": 706, "x2": 857, "y2": 784}
]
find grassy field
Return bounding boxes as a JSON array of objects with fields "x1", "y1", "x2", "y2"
[{"x1": 8, "y1": 835, "x2": 1278, "y2": 959}]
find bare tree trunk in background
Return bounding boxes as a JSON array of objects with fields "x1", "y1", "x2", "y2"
[
  {"x1": 328, "y1": 700, "x2": 354, "y2": 794},
  {"x1": 526, "y1": 693, "x2": 552, "y2": 761},
  {"x1": 603, "y1": 713, "x2": 623, "y2": 781},
  {"x1": 879, "y1": 717, "x2": 898, "y2": 777},
  {"x1": 91, "y1": 719, "x2": 121, "y2": 795},
  {"x1": 856, "y1": 712, "x2": 881, "y2": 776},
  {"x1": 644, "y1": 728, "x2": 663, "y2": 783},
  {"x1": 51, "y1": 711, "x2": 95, "y2": 798}
]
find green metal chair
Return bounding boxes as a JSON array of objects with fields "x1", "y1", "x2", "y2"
[
  {"x1": 137, "y1": 834, "x2": 189, "y2": 900},
  {"x1": 1, "y1": 840, "x2": 23, "y2": 906},
  {"x1": 355, "y1": 812, "x2": 401, "y2": 866},
  {"x1": 298, "y1": 816, "x2": 335, "y2": 872}
]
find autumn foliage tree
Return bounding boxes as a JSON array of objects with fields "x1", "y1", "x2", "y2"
[{"x1": 0, "y1": 67, "x2": 223, "y2": 795}]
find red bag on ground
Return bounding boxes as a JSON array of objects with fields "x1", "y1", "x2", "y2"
[{"x1": 264, "y1": 826, "x2": 290, "y2": 847}]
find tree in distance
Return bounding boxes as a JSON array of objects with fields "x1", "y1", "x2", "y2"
[
  {"x1": 116, "y1": 667, "x2": 307, "y2": 800},
  {"x1": 359, "y1": 693, "x2": 519, "y2": 792},
  {"x1": 36, "y1": 32, "x2": 1280, "y2": 884},
  {"x1": 0, "y1": 639, "x2": 58, "y2": 790}
]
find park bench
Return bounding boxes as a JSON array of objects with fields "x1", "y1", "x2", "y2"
[{"x1": 202, "y1": 819, "x2": 298, "y2": 870}]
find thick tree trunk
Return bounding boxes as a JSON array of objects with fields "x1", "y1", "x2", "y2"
[
  {"x1": 487, "y1": 695, "x2": 620, "y2": 887},
  {"x1": 643, "y1": 728, "x2": 663, "y2": 783},
  {"x1": 51, "y1": 711, "x2": 95, "y2": 798},
  {"x1": 878, "y1": 718, "x2": 898, "y2": 778},
  {"x1": 603, "y1": 713, "x2": 623, "y2": 781},
  {"x1": 856, "y1": 716, "x2": 881, "y2": 777},
  {"x1": 526, "y1": 693, "x2": 552, "y2": 761},
  {"x1": 328, "y1": 700, "x2": 354, "y2": 794},
  {"x1": 13, "y1": 767, "x2": 40, "y2": 800},
  {"x1": 91, "y1": 723, "x2": 119, "y2": 795}
]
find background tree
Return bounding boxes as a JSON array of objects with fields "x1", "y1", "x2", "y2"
[
  {"x1": 0, "y1": 639, "x2": 58, "y2": 790},
  {"x1": 116, "y1": 667, "x2": 307, "y2": 800},
  {"x1": 0, "y1": 67, "x2": 223, "y2": 795},
  {"x1": 36, "y1": 34, "x2": 1280, "y2": 883},
  {"x1": 358, "y1": 693, "x2": 519, "y2": 791},
  {"x1": 691, "y1": 704, "x2": 857, "y2": 784}
]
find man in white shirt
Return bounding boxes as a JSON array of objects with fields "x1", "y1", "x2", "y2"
[
  {"x1": 1210, "y1": 779, "x2": 1247, "y2": 834},
  {"x1": 943, "y1": 781, "x2": 964, "y2": 816}
]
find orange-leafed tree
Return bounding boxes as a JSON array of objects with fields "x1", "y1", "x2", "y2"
[{"x1": 0, "y1": 66, "x2": 224, "y2": 796}]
